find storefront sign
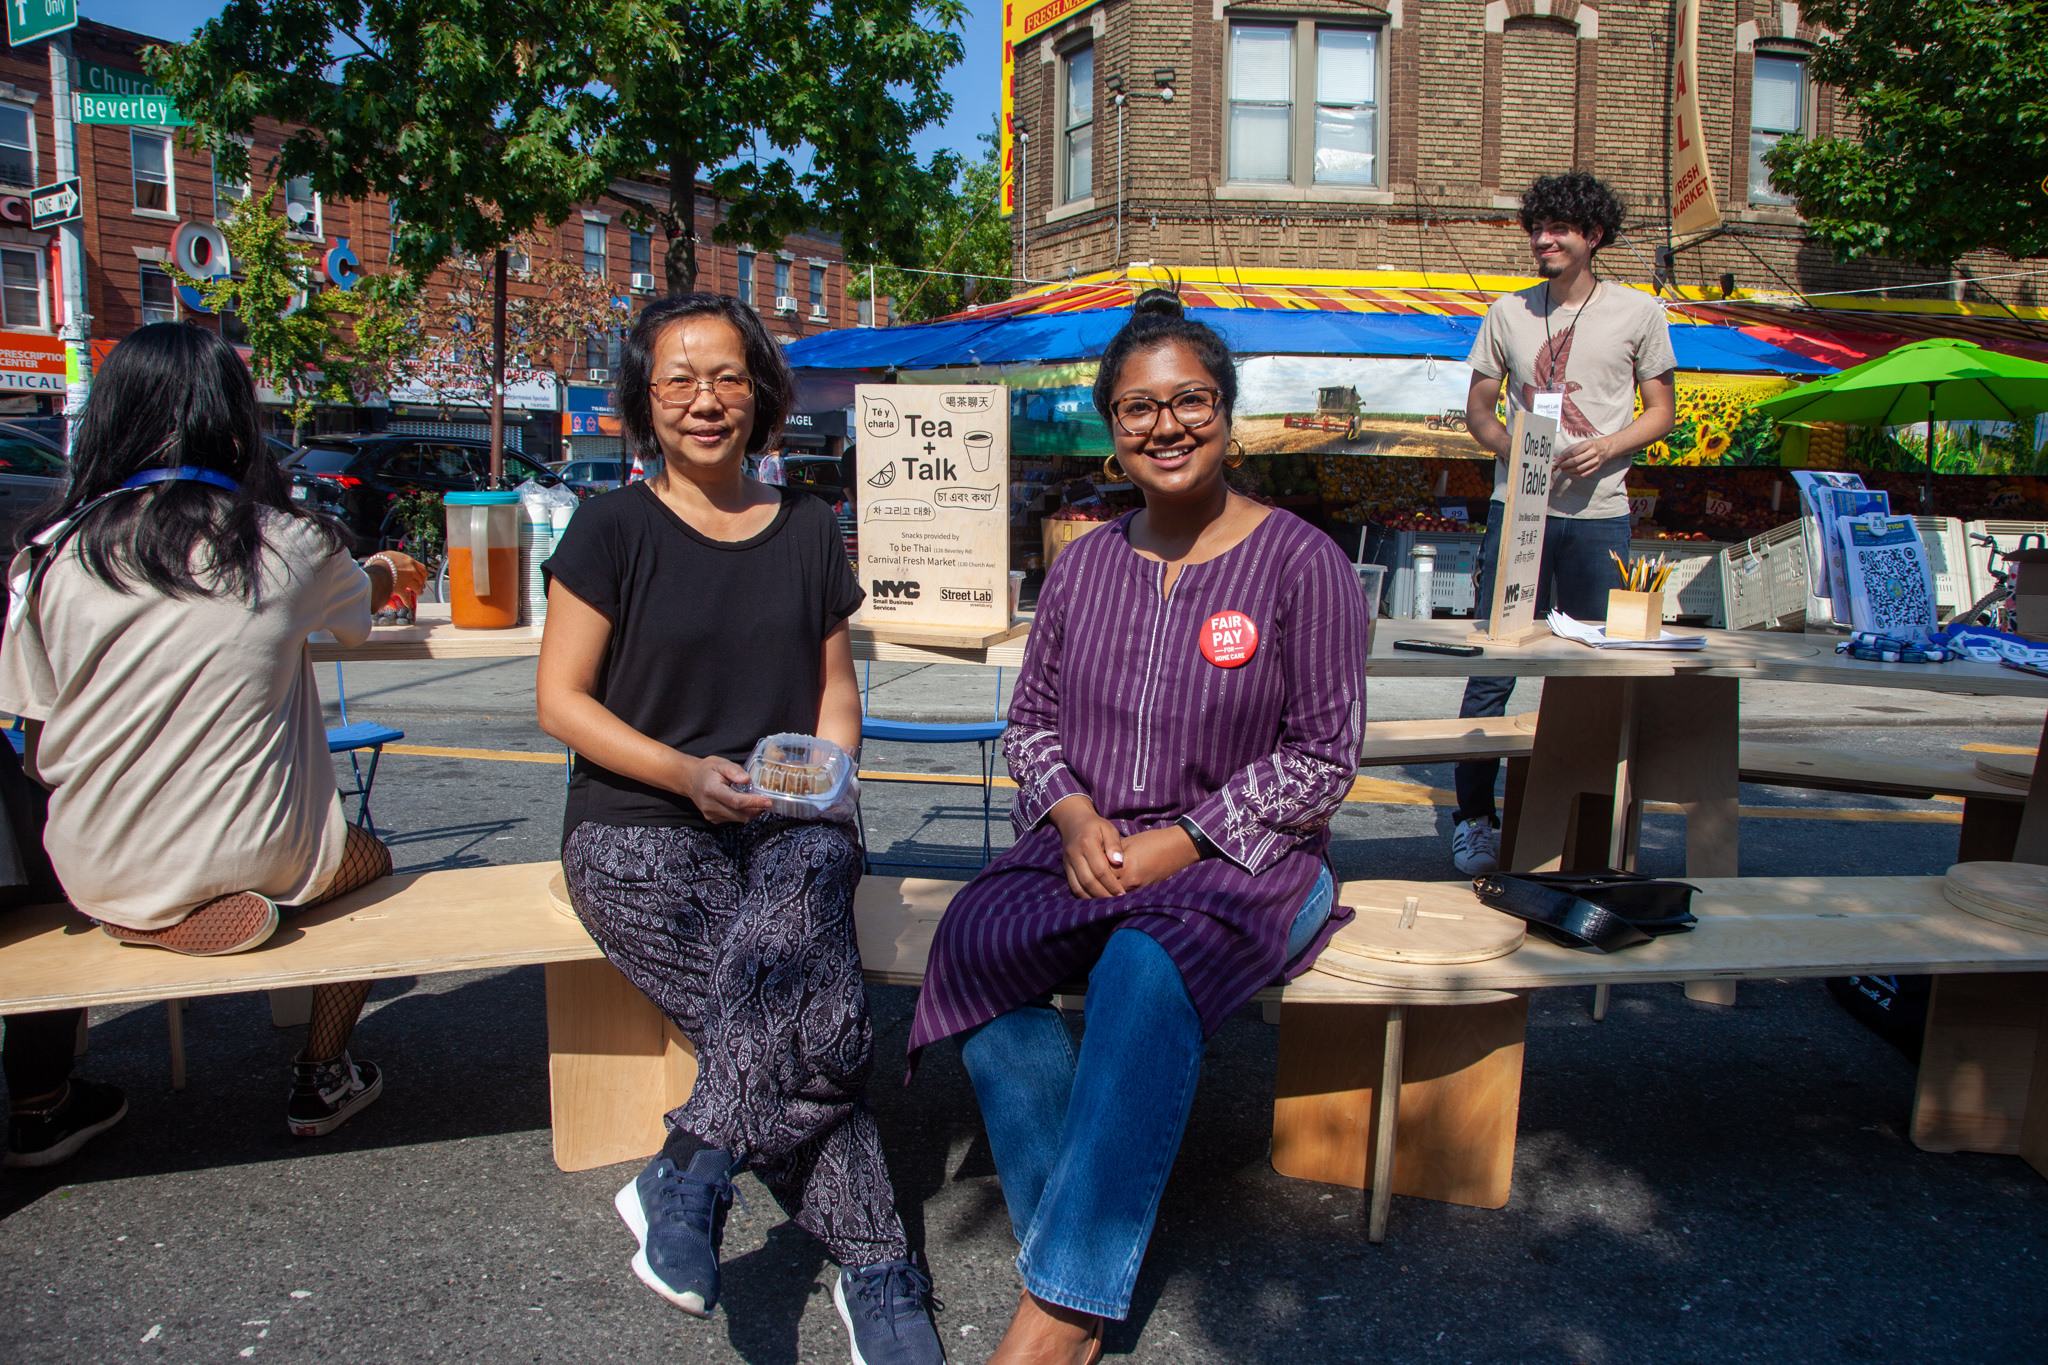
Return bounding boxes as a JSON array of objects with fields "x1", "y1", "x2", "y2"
[
  {"x1": 74, "y1": 61, "x2": 188, "y2": 125},
  {"x1": 1000, "y1": 0, "x2": 1106, "y2": 218},
  {"x1": 564, "y1": 384, "x2": 619, "y2": 436},
  {"x1": 1472, "y1": 410, "x2": 1556, "y2": 646},
  {"x1": 0, "y1": 331, "x2": 68, "y2": 393},
  {"x1": 854, "y1": 383, "x2": 1011, "y2": 631},
  {"x1": 1669, "y1": 2, "x2": 1722, "y2": 237},
  {"x1": 784, "y1": 409, "x2": 847, "y2": 439}
]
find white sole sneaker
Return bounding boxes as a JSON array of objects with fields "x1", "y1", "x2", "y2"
[
  {"x1": 614, "y1": 1179, "x2": 710, "y2": 1317},
  {"x1": 285, "y1": 1063, "x2": 382, "y2": 1138},
  {"x1": 832, "y1": 1274, "x2": 873, "y2": 1365}
]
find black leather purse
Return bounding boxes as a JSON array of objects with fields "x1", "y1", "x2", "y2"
[{"x1": 1472, "y1": 869, "x2": 1701, "y2": 953}]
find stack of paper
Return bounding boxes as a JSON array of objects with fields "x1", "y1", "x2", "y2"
[{"x1": 1547, "y1": 610, "x2": 1707, "y2": 651}]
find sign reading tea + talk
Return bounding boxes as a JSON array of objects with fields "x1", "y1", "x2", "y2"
[
  {"x1": 854, "y1": 384, "x2": 1011, "y2": 633},
  {"x1": 1471, "y1": 409, "x2": 1556, "y2": 647}
]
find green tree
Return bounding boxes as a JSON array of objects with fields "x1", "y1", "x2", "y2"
[
  {"x1": 847, "y1": 124, "x2": 1012, "y2": 324},
  {"x1": 586, "y1": 0, "x2": 968, "y2": 294},
  {"x1": 149, "y1": 0, "x2": 656, "y2": 481},
  {"x1": 1762, "y1": 0, "x2": 2048, "y2": 265},
  {"x1": 170, "y1": 189, "x2": 367, "y2": 445}
]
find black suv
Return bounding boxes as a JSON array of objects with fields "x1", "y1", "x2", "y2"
[{"x1": 288, "y1": 435, "x2": 563, "y2": 553}]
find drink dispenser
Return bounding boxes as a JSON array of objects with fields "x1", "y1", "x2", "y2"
[{"x1": 444, "y1": 491, "x2": 522, "y2": 629}]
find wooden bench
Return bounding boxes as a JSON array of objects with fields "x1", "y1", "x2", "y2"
[
  {"x1": 1354, "y1": 713, "x2": 1535, "y2": 768},
  {"x1": 1739, "y1": 743, "x2": 2028, "y2": 863}
]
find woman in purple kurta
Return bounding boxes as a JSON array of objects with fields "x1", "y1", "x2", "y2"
[{"x1": 909, "y1": 293, "x2": 1368, "y2": 1363}]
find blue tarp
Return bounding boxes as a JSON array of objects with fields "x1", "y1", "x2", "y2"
[{"x1": 784, "y1": 306, "x2": 1836, "y2": 375}]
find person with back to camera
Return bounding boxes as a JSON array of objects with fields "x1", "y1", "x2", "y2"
[
  {"x1": 1448, "y1": 171, "x2": 1678, "y2": 877},
  {"x1": 0, "y1": 323, "x2": 427, "y2": 1151},
  {"x1": 535, "y1": 293, "x2": 945, "y2": 1364},
  {"x1": 906, "y1": 290, "x2": 1370, "y2": 1364}
]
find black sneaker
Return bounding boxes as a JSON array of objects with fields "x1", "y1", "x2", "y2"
[
  {"x1": 614, "y1": 1147, "x2": 737, "y2": 1317},
  {"x1": 286, "y1": 1052, "x2": 382, "y2": 1137},
  {"x1": 834, "y1": 1253, "x2": 947, "y2": 1365},
  {"x1": 4, "y1": 1079, "x2": 127, "y2": 1169}
]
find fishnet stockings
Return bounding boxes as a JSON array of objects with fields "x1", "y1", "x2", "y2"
[{"x1": 301, "y1": 824, "x2": 393, "y2": 1063}]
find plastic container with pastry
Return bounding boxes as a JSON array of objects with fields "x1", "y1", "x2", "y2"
[{"x1": 742, "y1": 733, "x2": 855, "y2": 820}]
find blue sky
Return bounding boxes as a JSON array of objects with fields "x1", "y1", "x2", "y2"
[{"x1": 77, "y1": 0, "x2": 1003, "y2": 164}]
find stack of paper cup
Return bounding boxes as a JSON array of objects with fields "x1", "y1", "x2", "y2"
[{"x1": 518, "y1": 500, "x2": 553, "y2": 625}]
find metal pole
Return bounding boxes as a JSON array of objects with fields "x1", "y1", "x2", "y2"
[
  {"x1": 1114, "y1": 93, "x2": 1125, "y2": 266},
  {"x1": 49, "y1": 33, "x2": 90, "y2": 451},
  {"x1": 868, "y1": 262, "x2": 876, "y2": 326},
  {"x1": 1018, "y1": 130, "x2": 1029, "y2": 281},
  {"x1": 488, "y1": 247, "x2": 508, "y2": 488}
]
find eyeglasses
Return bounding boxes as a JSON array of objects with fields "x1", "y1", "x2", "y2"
[
  {"x1": 1111, "y1": 387, "x2": 1222, "y2": 435},
  {"x1": 650, "y1": 373, "x2": 755, "y2": 408}
]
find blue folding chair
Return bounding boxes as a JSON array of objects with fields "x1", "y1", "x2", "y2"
[
  {"x1": 856, "y1": 663, "x2": 1007, "y2": 873},
  {"x1": 328, "y1": 663, "x2": 404, "y2": 830}
]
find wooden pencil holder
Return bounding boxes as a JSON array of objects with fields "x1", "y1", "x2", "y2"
[{"x1": 1605, "y1": 589, "x2": 1665, "y2": 639}]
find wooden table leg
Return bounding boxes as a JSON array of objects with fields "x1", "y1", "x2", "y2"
[
  {"x1": 1911, "y1": 972, "x2": 2046, "y2": 1170},
  {"x1": 1498, "y1": 757, "x2": 1530, "y2": 869},
  {"x1": 2006, "y1": 709, "x2": 2048, "y2": 864},
  {"x1": 546, "y1": 958, "x2": 699, "y2": 1173},
  {"x1": 1368, "y1": 1006, "x2": 1404, "y2": 1244},
  {"x1": 1959, "y1": 797, "x2": 2024, "y2": 865},
  {"x1": 1272, "y1": 996, "x2": 1528, "y2": 1212}
]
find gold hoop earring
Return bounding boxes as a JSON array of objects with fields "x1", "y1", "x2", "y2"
[
  {"x1": 1103, "y1": 454, "x2": 1127, "y2": 481},
  {"x1": 1225, "y1": 439, "x2": 1247, "y2": 468}
]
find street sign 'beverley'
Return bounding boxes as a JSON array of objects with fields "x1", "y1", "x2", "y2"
[
  {"x1": 6, "y1": 0, "x2": 76, "y2": 47},
  {"x1": 30, "y1": 177, "x2": 80, "y2": 229}
]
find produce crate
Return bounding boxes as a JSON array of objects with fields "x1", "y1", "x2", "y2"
[
  {"x1": 1718, "y1": 520, "x2": 1809, "y2": 631},
  {"x1": 1962, "y1": 520, "x2": 2048, "y2": 612},
  {"x1": 1629, "y1": 539, "x2": 1729, "y2": 627},
  {"x1": 1364, "y1": 525, "x2": 1486, "y2": 619},
  {"x1": 1042, "y1": 517, "x2": 1109, "y2": 571}
]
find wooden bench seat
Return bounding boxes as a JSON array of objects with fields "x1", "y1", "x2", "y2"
[
  {"x1": 1354, "y1": 713, "x2": 1535, "y2": 768},
  {"x1": 1738, "y1": 743, "x2": 2027, "y2": 863}
]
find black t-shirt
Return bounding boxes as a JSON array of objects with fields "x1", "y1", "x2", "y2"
[{"x1": 543, "y1": 483, "x2": 863, "y2": 838}]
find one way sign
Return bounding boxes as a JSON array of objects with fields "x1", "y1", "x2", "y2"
[{"x1": 30, "y1": 178, "x2": 80, "y2": 229}]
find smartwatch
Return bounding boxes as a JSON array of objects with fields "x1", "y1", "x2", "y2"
[{"x1": 1176, "y1": 815, "x2": 1221, "y2": 861}]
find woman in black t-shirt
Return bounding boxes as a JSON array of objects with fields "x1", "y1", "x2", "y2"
[{"x1": 538, "y1": 295, "x2": 942, "y2": 1359}]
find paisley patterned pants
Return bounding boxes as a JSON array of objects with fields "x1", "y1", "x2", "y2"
[{"x1": 562, "y1": 818, "x2": 907, "y2": 1266}]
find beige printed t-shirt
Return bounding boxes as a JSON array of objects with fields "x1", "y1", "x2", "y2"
[
  {"x1": 0, "y1": 509, "x2": 372, "y2": 929},
  {"x1": 1469, "y1": 281, "x2": 1678, "y2": 519}
]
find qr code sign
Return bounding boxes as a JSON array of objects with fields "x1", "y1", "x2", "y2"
[{"x1": 1859, "y1": 545, "x2": 1935, "y2": 632}]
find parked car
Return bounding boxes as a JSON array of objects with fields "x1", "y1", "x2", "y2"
[
  {"x1": 0, "y1": 423, "x2": 65, "y2": 550},
  {"x1": 287, "y1": 435, "x2": 564, "y2": 553},
  {"x1": 783, "y1": 455, "x2": 847, "y2": 511},
  {"x1": 557, "y1": 457, "x2": 624, "y2": 497}
]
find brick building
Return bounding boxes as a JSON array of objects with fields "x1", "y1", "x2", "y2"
[
  {"x1": 0, "y1": 20, "x2": 852, "y2": 462},
  {"x1": 1006, "y1": 0, "x2": 2039, "y2": 305}
]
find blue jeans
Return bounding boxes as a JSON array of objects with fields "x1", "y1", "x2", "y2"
[
  {"x1": 957, "y1": 866, "x2": 1333, "y2": 1318},
  {"x1": 1455, "y1": 503, "x2": 1633, "y2": 824}
]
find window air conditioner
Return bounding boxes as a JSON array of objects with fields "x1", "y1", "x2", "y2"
[
  {"x1": 630, "y1": 272, "x2": 656, "y2": 292},
  {"x1": 809, "y1": 305, "x2": 829, "y2": 320},
  {"x1": 774, "y1": 295, "x2": 798, "y2": 313},
  {"x1": 587, "y1": 368, "x2": 610, "y2": 383}
]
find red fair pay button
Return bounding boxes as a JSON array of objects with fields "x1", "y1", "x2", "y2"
[{"x1": 1200, "y1": 610, "x2": 1259, "y2": 668}]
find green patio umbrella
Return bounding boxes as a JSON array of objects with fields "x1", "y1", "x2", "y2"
[{"x1": 1753, "y1": 337, "x2": 2048, "y2": 507}]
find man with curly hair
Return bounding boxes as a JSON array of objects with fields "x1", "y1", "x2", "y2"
[{"x1": 1448, "y1": 172, "x2": 1678, "y2": 877}]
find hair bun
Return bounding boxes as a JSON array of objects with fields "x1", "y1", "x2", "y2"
[{"x1": 1131, "y1": 288, "x2": 1185, "y2": 322}]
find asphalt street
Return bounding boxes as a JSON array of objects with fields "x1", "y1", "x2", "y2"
[{"x1": 2, "y1": 663, "x2": 2045, "y2": 1363}]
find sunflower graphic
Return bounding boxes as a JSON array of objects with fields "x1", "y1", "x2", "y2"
[{"x1": 1697, "y1": 425, "x2": 1733, "y2": 462}]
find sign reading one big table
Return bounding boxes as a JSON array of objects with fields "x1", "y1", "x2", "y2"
[{"x1": 853, "y1": 384, "x2": 1011, "y2": 637}]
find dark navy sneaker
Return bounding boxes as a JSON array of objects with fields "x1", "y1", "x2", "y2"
[
  {"x1": 834, "y1": 1253, "x2": 946, "y2": 1365},
  {"x1": 286, "y1": 1052, "x2": 382, "y2": 1137},
  {"x1": 614, "y1": 1147, "x2": 736, "y2": 1316},
  {"x1": 5, "y1": 1079, "x2": 127, "y2": 1169}
]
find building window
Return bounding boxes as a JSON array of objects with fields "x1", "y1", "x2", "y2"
[
  {"x1": 0, "y1": 106, "x2": 32, "y2": 190},
  {"x1": 132, "y1": 130, "x2": 172, "y2": 213},
  {"x1": 1314, "y1": 29, "x2": 1377, "y2": 185},
  {"x1": 506, "y1": 244, "x2": 530, "y2": 276},
  {"x1": 283, "y1": 176, "x2": 320, "y2": 237},
  {"x1": 139, "y1": 262, "x2": 177, "y2": 324},
  {"x1": 583, "y1": 222, "x2": 607, "y2": 276},
  {"x1": 737, "y1": 249, "x2": 756, "y2": 305},
  {"x1": 809, "y1": 264, "x2": 825, "y2": 315},
  {"x1": 0, "y1": 246, "x2": 43, "y2": 329},
  {"x1": 1749, "y1": 54, "x2": 1806, "y2": 207},
  {"x1": 629, "y1": 231, "x2": 652, "y2": 281},
  {"x1": 1062, "y1": 42, "x2": 1093, "y2": 204},
  {"x1": 212, "y1": 155, "x2": 249, "y2": 221},
  {"x1": 1229, "y1": 25, "x2": 1293, "y2": 182},
  {"x1": 774, "y1": 257, "x2": 791, "y2": 307}
]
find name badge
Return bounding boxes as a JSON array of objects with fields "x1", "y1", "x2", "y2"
[
  {"x1": 1201, "y1": 610, "x2": 1258, "y2": 668},
  {"x1": 1532, "y1": 389, "x2": 1565, "y2": 422}
]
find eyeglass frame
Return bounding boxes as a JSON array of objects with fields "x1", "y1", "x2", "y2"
[
  {"x1": 1109, "y1": 385, "x2": 1225, "y2": 436},
  {"x1": 648, "y1": 373, "x2": 757, "y2": 409}
]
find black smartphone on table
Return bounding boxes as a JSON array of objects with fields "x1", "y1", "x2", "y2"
[{"x1": 1393, "y1": 639, "x2": 1484, "y2": 658}]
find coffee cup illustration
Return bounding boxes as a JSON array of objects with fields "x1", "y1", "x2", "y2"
[{"x1": 964, "y1": 430, "x2": 994, "y2": 472}]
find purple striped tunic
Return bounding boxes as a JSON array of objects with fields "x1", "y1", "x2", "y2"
[{"x1": 907, "y1": 508, "x2": 1369, "y2": 1060}]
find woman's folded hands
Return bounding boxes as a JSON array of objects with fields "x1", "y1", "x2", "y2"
[{"x1": 1047, "y1": 797, "x2": 1200, "y2": 899}]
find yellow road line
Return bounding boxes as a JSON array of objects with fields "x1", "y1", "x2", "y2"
[
  {"x1": 380, "y1": 746, "x2": 1964, "y2": 823},
  {"x1": 1962, "y1": 742, "x2": 2038, "y2": 756}
]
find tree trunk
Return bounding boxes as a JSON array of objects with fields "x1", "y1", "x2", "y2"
[
  {"x1": 664, "y1": 155, "x2": 699, "y2": 295},
  {"x1": 489, "y1": 247, "x2": 508, "y2": 488}
]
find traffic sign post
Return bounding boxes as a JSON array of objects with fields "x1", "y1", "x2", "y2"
[
  {"x1": 7, "y1": 0, "x2": 76, "y2": 47},
  {"x1": 29, "y1": 176, "x2": 78, "y2": 228}
]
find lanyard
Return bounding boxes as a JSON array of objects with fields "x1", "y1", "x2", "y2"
[
  {"x1": 121, "y1": 466, "x2": 241, "y2": 493},
  {"x1": 1541, "y1": 278, "x2": 1600, "y2": 389}
]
